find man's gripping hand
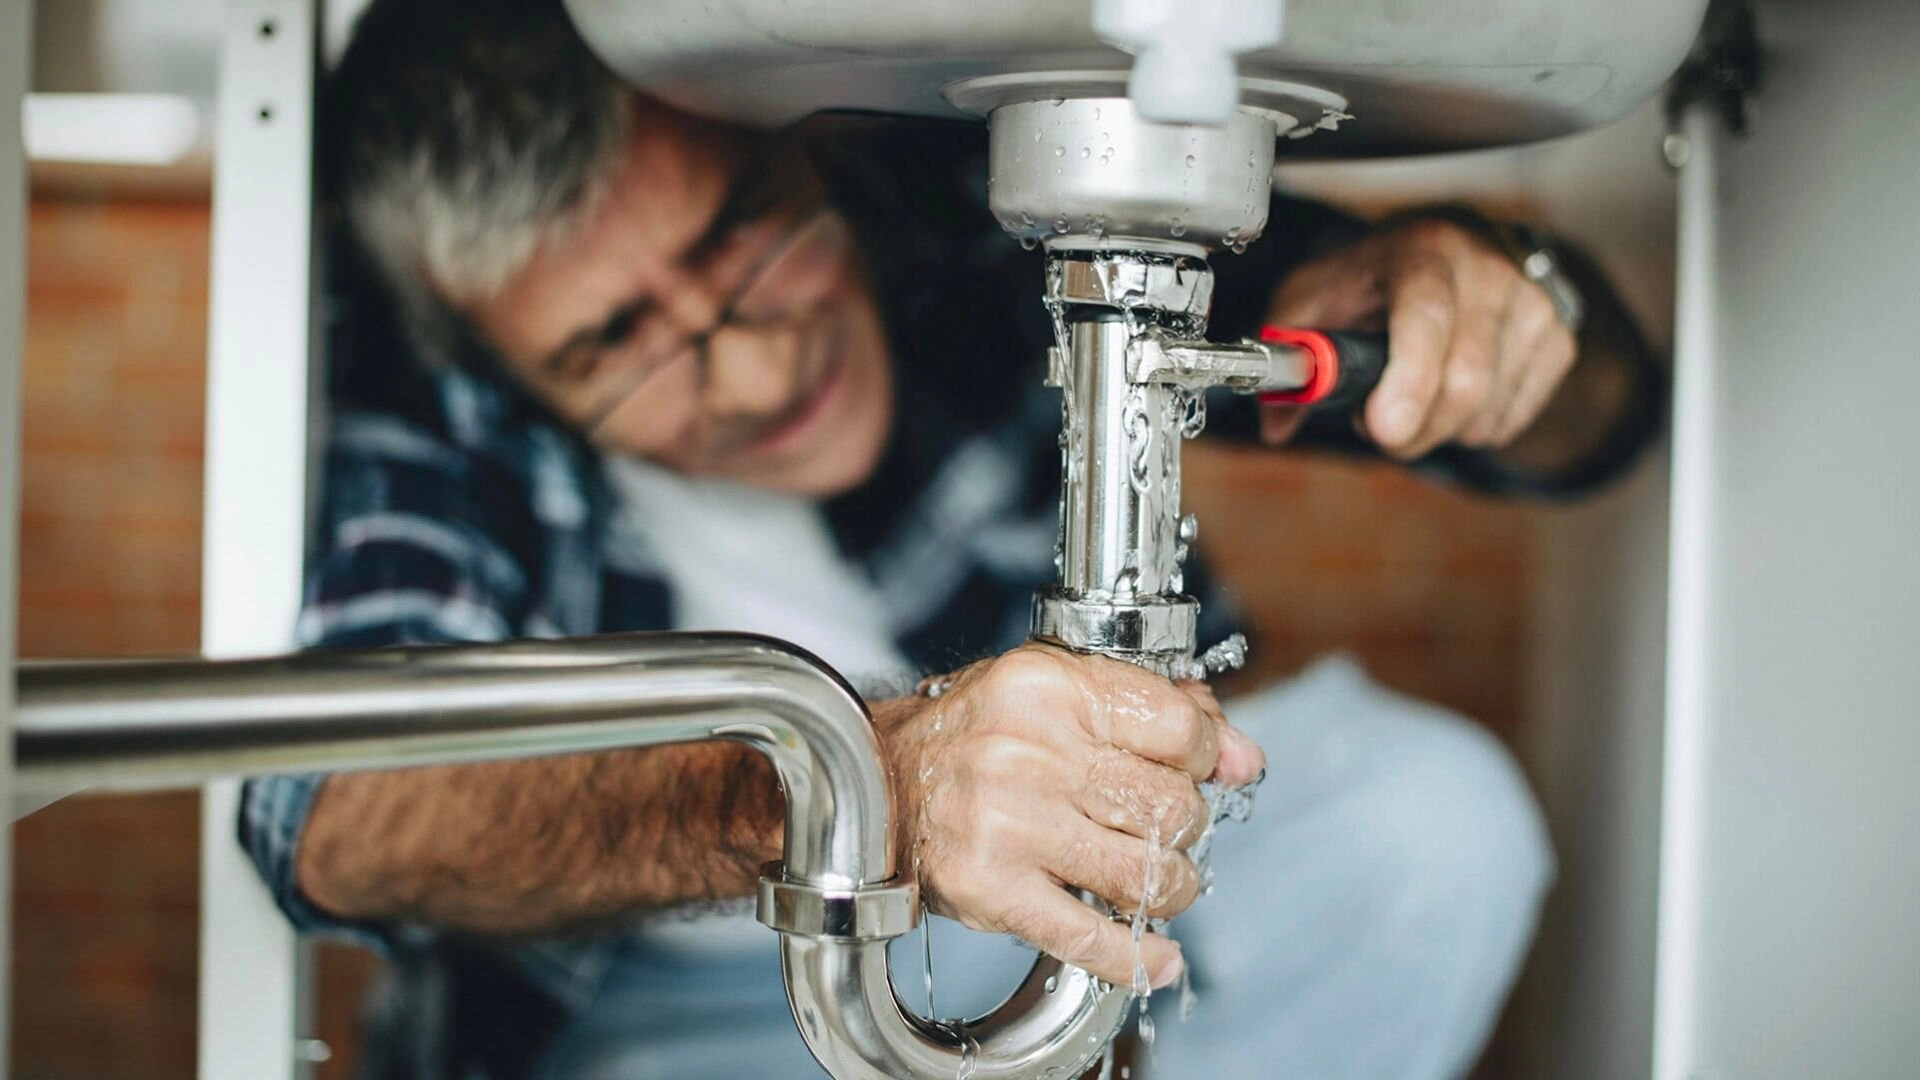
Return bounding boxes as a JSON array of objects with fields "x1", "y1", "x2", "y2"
[
  {"x1": 1259, "y1": 216, "x2": 1579, "y2": 457},
  {"x1": 873, "y1": 644, "x2": 1266, "y2": 991}
]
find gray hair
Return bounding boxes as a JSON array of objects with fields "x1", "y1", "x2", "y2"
[{"x1": 325, "y1": 0, "x2": 633, "y2": 366}]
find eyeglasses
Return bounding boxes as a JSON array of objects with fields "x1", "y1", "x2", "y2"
[
  {"x1": 584, "y1": 204, "x2": 850, "y2": 436},
  {"x1": 529, "y1": 148, "x2": 857, "y2": 439}
]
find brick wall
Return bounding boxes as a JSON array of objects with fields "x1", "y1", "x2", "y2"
[
  {"x1": 13, "y1": 198, "x2": 209, "y2": 1080},
  {"x1": 1187, "y1": 443, "x2": 1536, "y2": 741},
  {"x1": 11, "y1": 197, "x2": 373, "y2": 1080},
  {"x1": 10, "y1": 196, "x2": 1538, "y2": 1077}
]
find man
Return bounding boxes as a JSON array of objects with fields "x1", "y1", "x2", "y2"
[{"x1": 243, "y1": 0, "x2": 1605, "y2": 1075}]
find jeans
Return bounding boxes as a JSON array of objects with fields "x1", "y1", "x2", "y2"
[{"x1": 536, "y1": 656, "x2": 1554, "y2": 1079}]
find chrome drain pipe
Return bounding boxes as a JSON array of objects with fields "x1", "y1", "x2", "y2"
[{"x1": 13, "y1": 630, "x2": 1128, "y2": 1079}]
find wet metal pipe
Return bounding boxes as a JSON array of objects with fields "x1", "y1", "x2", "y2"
[
  {"x1": 14, "y1": 633, "x2": 889, "y2": 887},
  {"x1": 11, "y1": 631, "x2": 1127, "y2": 1079}
]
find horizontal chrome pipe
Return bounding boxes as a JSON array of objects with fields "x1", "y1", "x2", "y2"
[
  {"x1": 15, "y1": 632, "x2": 889, "y2": 887},
  {"x1": 12, "y1": 630, "x2": 1126, "y2": 1079}
]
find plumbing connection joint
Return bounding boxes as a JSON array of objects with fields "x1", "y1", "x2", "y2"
[
  {"x1": 988, "y1": 93, "x2": 1313, "y2": 682},
  {"x1": 1032, "y1": 248, "x2": 1276, "y2": 681}
]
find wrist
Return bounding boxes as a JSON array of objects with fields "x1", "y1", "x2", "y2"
[{"x1": 869, "y1": 695, "x2": 928, "y2": 882}]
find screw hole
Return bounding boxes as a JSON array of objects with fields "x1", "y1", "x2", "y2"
[
  {"x1": 257, "y1": 104, "x2": 274, "y2": 123},
  {"x1": 258, "y1": 18, "x2": 277, "y2": 39}
]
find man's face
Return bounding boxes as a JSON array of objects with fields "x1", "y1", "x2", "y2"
[{"x1": 463, "y1": 97, "x2": 894, "y2": 496}]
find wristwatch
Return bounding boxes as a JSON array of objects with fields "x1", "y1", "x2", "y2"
[{"x1": 1499, "y1": 222, "x2": 1587, "y2": 335}]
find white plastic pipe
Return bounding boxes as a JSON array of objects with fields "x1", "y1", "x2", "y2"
[
  {"x1": 1652, "y1": 104, "x2": 1720, "y2": 1080},
  {"x1": 1091, "y1": 0, "x2": 1285, "y2": 125}
]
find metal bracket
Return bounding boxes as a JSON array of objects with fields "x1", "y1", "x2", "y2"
[
  {"x1": 1047, "y1": 252, "x2": 1214, "y2": 320},
  {"x1": 757, "y1": 866, "x2": 919, "y2": 941},
  {"x1": 1032, "y1": 591, "x2": 1200, "y2": 677},
  {"x1": 1128, "y1": 329, "x2": 1313, "y2": 393},
  {"x1": 1663, "y1": 0, "x2": 1761, "y2": 166}
]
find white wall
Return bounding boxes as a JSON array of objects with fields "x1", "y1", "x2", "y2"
[
  {"x1": 1520, "y1": 106, "x2": 1678, "y2": 1080},
  {"x1": 1281, "y1": 100, "x2": 1683, "y2": 1079},
  {"x1": 1655, "y1": 3, "x2": 1920, "y2": 1077}
]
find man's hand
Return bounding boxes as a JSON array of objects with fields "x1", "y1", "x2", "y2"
[
  {"x1": 873, "y1": 644, "x2": 1266, "y2": 991},
  {"x1": 1260, "y1": 218, "x2": 1578, "y2": 458}
]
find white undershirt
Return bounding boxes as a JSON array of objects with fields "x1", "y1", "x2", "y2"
[
  {"x1": 604, "y1": 456, "x2": 913, "y2": 692},
  {"x1": 604, "y1": 456, "x2": 916, "y2": 952}
]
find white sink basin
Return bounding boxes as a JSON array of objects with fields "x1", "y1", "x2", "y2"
[{"x1": 567, "y1": 0, "x2": 1708, "y2": 156}]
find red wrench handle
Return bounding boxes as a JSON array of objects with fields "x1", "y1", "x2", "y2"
[{"x1": 1255, "y1": 328, "x2": 1389, "y2": 415}]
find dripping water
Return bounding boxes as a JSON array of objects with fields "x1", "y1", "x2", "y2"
[
  {"x1": 921, "y1": 898, "x2": 937, "y2": 1019},
  {"x1": 956, "y1": 1030, "x2": 980, "y2": 1080}
]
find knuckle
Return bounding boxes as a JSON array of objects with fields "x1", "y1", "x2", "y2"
[
  {"x1": 1192, "y1": 714, "x2": 1221, "y2": 759},
  {"x1": 961, "y1": 792, "x2": 1018, "y2": 846},
  {"x1": 1160, "y1": 856, "x2": 1201, "y2": 915},
  {"x1": 935, "y1": 798, "x2": 1010, "y2": 874},
  {"x1": 1397, "y1": 282, "x2": 1453, "y2": 327},
  {"x1": 1476, "y1": 248, "x2": 1515, "y2": 281},
  {"x1": 1158, "y1": 696, "x2": 1204, "y2": 748},
  {"x1": 990, "y1": 648, "x2": 1076, "y2": 701},
  {"x1": 1057, "y1": 832, "x2": 1101, "y2": 874},
  {"x1": 1180, "y1": 789, "x2": 1211, "y2": 843},
  {"x1": 1444, "y1": 360, "x2": 1488, "y2": 404},
  {"x1": 992, "y1": 896, "x2": 1045, "y2": 942},
  {"x1": 969, "y1": 731, "x2": 1033, "y2": 779},
  {"x1": 1518, "y1": 284, "x2": 1556, "y2": 325},
  {"x1": 985, "y1": 648, "x2": 1048, "y2": 687},
  {"x1": 1059, "y1": 919, "x2": 1111, "y2": 969}
]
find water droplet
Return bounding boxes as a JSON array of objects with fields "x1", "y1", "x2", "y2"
[
  {"x1": 1051, "y1": 97, "x2": 1065, "y2": 107},
  {"x1": 1248, "y1": 152, "x2": 1256, "y2": 167},
  {"x1": 1020, "y1": 210, "x2": 1035, "y2": 226},
  {"x1": 1044, "y1": 975, "x2": 1059, "y2": 994},
  {"x1": 1034, "y1": 129, "x2": 1043, "y2": 142},
  {"x1": 1054, "y1": 145, "x2": 1065, "y2": 158},
  {"x1": 1231, "y1": 239, "x2": 1249, "y2": 255},
  {"x1": 1184, "y1": 154, "x2": 1196, "y2": 167},
  {"x1": 1139, "y1": 1012, "x2": 1156, "y2": 1046},
  {"x1": 1099, "y1": 148, "x2": 1115, "y2": 165},
  {"x1": 1080, "y1": 146, "x2": 1091, "y2": 159},
  {"x1": 1093, "y1": 106, "x2": 1102, "y2": 120},
  {"x1": 1170, "y1": 220, "x2": 1187, "y2": 238},
  {"x1": 1053, "y1": 218, "x2": 1070, "y2": 234}
]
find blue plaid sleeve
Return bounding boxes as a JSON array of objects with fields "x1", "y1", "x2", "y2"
[{"x1": 238, "y1": 406, "x2": 543, "y2": 949}]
